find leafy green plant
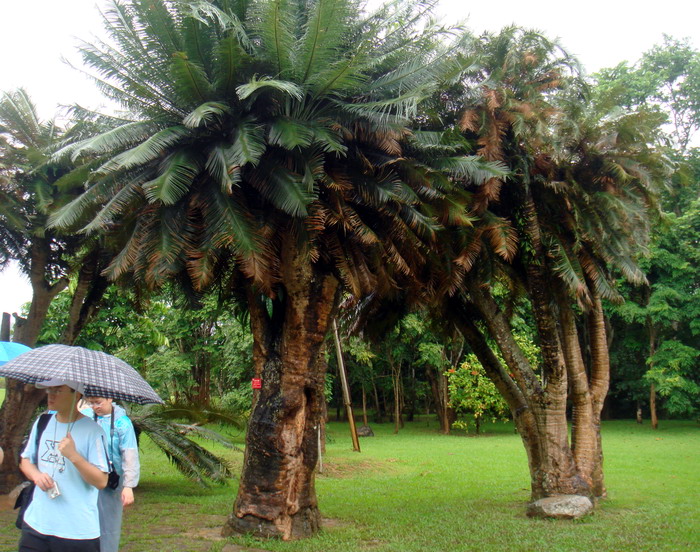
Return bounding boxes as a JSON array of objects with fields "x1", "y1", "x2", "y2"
[{"x1": 447, "y1": 355, "x2": 510, "y2": 434}]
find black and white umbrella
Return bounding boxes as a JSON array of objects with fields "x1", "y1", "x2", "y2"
[{"x1": 0, "y1": 344, "x2": 164, "y2": 404}]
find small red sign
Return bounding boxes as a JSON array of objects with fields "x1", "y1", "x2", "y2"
[{"x1": 251, "y1": 378, "x2": 262, "y2": 389}]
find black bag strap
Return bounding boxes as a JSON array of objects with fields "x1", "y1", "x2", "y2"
[
  {"x1": 95, "y1": 411, "x2": 116, "y2": 471},
  {"x1": 32, "y1": 413, "x2": 52, "y2": 464}
]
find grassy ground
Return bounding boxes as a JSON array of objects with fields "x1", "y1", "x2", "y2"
[{"x1": 1, "y1": 417, "x2": 698, "y2": 552}]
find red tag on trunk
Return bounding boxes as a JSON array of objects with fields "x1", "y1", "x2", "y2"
[{"x1": 251, "y1": 378, "x2": 262, "y2": 389}]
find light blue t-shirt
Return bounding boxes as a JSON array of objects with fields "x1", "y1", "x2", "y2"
[
  {"x1": 21, "y1": 414, "x2": 108, "y2": 539},
  {"x1": 81, "y1": 404, "x2": 140, "y2": 487}
]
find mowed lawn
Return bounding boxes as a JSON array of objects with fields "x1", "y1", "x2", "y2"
[{"x1": 1, "y1": 409, "x2": 698, "y2": 552}]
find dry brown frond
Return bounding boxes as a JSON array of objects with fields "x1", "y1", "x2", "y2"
[
  {"x1": 522, "y1": 52, "x2": 538, "y2": 66},
  {"x1": 485, "y1": 216, "x2": 518, "y2": 261},
  {"x1": 484, "y1": 88, "x2": 502, "y2": 113},
  {"x1": 454, "y1": 229, "x2": 483, "y2": 271},
  {"x1": 459, "y1": 109, "x2": 480, "y2": 132}
]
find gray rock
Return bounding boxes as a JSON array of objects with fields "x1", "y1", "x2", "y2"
[
  {"x1": 357, "y1": 425, "x2": 374, "y2": 437},
  {"x1": 526, "y1": 494, "x2": 594, "y2": 519}
]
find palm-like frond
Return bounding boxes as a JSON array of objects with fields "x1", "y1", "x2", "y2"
[{"x1": 131, "y1": 409, "x2": 236, "y2": 486}]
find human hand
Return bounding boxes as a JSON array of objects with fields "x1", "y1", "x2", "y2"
[
  {"x1": 122, "y1": 486, "x2": 134, "y2": 506},
  {"x1": 34, "y1": 471, "x2": 55, "y2": 492},
  {"x1": 58, "y1": 433, "x2": 78, "y2": 462}
]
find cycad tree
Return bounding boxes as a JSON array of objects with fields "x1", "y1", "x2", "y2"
[
  {"x1": 50, "y1": 0, "x2": 496, "y2": 538},
  {"x1": 440, "y1": 28, "x2": 670, "y2": 503}
]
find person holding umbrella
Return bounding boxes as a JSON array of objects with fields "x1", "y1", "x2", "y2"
[
  {"x1": 82, "y1": 396, "x2": 140, "y2": 552},
  {"x1": 19, "y1": 379, "x2": 109, "y2": 552}
]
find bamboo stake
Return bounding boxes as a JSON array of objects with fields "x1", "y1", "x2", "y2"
[{"x1": 332, "y1": 319, "x2": 360, "y2": 452}]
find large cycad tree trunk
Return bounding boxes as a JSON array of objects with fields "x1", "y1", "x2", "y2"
[
  {"x1": 223, "y1": 246, "x2": 340, "y2": 540},
  {"x1": 455, "y1": 271, "x2": 608, "y2": 502}
]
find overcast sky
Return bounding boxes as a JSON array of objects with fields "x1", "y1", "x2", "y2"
[{"x1": 1, "y1": 0, "x2": 699, "y2": 319}]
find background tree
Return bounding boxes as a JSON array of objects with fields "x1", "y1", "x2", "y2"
[
  {"x1": 0, "y1": 89, "x2": 114, "y2": 491},
  {"x1": 596, "y1": 38, "x2": 700, "y2": 426}
]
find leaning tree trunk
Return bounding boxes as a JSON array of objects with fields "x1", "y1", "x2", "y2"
[
  {"x1": 222, "y1": 248, "x2": 340, "y2": 540},
  {"x1": 586, "y1": 293, "x2": 610, "y2": 497},
  {"x1": 520, "y1": 197, "x2": 589, "y2": 498},
  {"x1": 462, "y1": 273, "x2": 590, "y2": 499}
]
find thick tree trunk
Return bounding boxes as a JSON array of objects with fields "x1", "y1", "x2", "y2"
[
  {"x1": 586, "y1": 294, "x2": 610, "y2": 497},
  {"x1": 60, "y1": 250, "x2": 109, "y2": 345},
  {"x1": 458, "y1": 277, "x2": 591, "y2": 499},
  {"x1": 559, "y1": 301, "x2": 597, "y2": 491},
  {"x1": 223, "y1": 249, "x2": 340, "y2": 540},
  {"x1": 520, "y1": 198, "x2": 589, "y2": 498}
]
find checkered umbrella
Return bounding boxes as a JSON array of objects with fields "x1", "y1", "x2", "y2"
[
  {"x1": 0, "y1": 344, "x2": 164, "y2": 404},
  {"x1": 0, "y1": 341, "x2": 31, "y2": 366}
]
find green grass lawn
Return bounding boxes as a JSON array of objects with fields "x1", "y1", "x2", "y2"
[{"x1": 1, "y1": 417, "x2": 698, "y2": 551}]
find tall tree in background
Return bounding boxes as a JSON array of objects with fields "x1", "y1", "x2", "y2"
[
  {"x1": 0, "y1": 89, "x2": 112, "y2": 491},
  {"x1": 49, "y1": 0, "x2": 500, "y2": 538},
  {"x1": 595, "y1": 37, "x2": 700, "y2": 426}
]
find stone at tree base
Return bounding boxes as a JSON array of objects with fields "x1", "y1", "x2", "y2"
[
  {"x1": 526, "y1": 495, "x2": 594, "y2": 519},
  {"x1": 357, "y1": 425, "x2": 374, "y2": 437}
]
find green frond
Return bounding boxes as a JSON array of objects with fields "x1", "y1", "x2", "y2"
[
  {"x1": 227, "y1": 120, "x2": 265, "y2": 166},
  {"x1": 207, "y1": 186, "x2": 259, "y2": 255},
  {"x1": 0, "y1": 88, "x2": 43, "y2": 148},
  {"x1": 131, "y1": 410, "x2": 234, "y2": 486},
  {"x1": 253, "y1": 165, "x2": 313, "y2": 217},
  {"x1": 57, "y1": 121, "x2": 158, "y2": 162},
  {"x1": 48, "y1": 180, "x2": 112, "y2": 230},
  {"x1": 143, "y1": 149, "x2": 203, "y2": 204},
  {"x1": 297, "y1": 0, "x2": 354, "y2": 82},
  {"x1": 213, "y1": 34, "x2": 251, "y2": 97},
  {"x1": 182, "y1": 102, "x2": 231, "y2": 128},
  {"x1": 205, "y1": 144, "x2": 239, "y2": 193},
  {"x1": 251, "y1": 0, "x2": 296, "y2": 77},
  {"x1": 268, "y1": 117, "x2": 314, "y2": 149},
  {"x1": 308, "y1": 124, "x2": 347, "y2": 155},
  {"x1": 236, "y1": 76, "x2": 304, "y2": 102},
  {"x1": 548, "y1": 235, "x2": 587, "y2": 298},
  {"x1": 98, "y1": 126, "x2": 190, "y2": 174},
  {"x1": 432, "y1": 156, "x2": 509, "y2": 185},
  {"x1": 82, "y1": 181, "x2": 144, "y2": 234},
  {"x1": 171, "y1": 51, "x2": 214, "y2": 105}
]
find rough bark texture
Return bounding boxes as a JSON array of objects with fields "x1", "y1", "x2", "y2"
[
  {"x1": 222, "y1": 248, "x2": 340, "y2": 540},
  {"x1": 586, "y1": 294, "x2": 610, "y2": 497}
]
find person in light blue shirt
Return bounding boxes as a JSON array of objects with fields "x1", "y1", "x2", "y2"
[
  {"x1": 82, "y1": 397, "x2": 140, "y2": 552},
  {"x1": 20, "y1": 380, "x2": 108, "y2": 552}
]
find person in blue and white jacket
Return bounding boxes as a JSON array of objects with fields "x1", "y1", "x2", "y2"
[{"x1": 82, "y1": 397, "x2": 140, "y2": 552}]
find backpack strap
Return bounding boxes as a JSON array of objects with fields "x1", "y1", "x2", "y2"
[{"x1": 32, "y1": 413, "x2": 52, "y2": 464}]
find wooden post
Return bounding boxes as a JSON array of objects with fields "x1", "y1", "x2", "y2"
[
  {"x1": 332, "y1": 319, "x2": 360, "y2": 452},
  {"x1": 1, "y1": 312, "x2": 10, "y2": 341}
]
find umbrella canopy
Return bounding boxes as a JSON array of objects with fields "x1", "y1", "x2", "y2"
[
  {"x1": 0, "y1": 344, "x2": 163, "y2": 404},
  {"x1": 0, "y1": 341, "x2": 31, "y2": 366}
]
